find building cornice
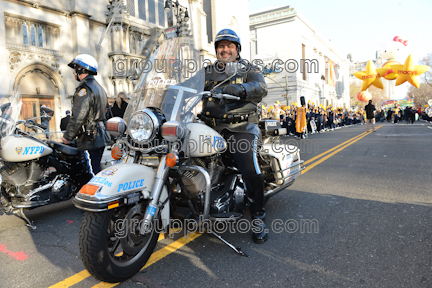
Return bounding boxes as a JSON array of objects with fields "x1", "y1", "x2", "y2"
[
  {"x1": 3, "y1": 0, "x2": 71, "y2": 17},
  {"x1": 250, "y1": 5, "x2": 292, "y2": 17},
  {"x1": 249, "y1": 6, "x2": 296, "y2": 26},
  {"x1": 6, "y1": 43, "x2": 64, "y2": 58}
]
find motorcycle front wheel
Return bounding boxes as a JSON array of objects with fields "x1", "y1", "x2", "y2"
[{"x1": 79, "y1": 202, "x2": 159, "y2": 283}]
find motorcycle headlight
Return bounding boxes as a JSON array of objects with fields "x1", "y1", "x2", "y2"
[{"x1": 127, "y1": 109, "x2": 159, "y2": 144}]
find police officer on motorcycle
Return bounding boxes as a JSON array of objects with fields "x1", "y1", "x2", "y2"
[
  {"x1": 61, "y1": 54, "x2": 109, "y2": 175},
  {"x1": 201, "y1": 29, "x2": 269, "y2": 243}
]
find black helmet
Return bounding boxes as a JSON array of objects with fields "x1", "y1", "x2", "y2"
[{"x1": 214, "y1": 29, "x2": 241, "y2": 52}]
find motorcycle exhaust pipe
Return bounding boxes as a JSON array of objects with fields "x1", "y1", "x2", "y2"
[{"x1": 264, "y1": 179, "x2": 295, "y2": 200}]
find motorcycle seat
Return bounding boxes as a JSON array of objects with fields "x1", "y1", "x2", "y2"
[{"x1": 48, "y1": 141, "x2": 80, "y2": 156}]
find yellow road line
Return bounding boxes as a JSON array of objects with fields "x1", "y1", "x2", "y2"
[
  {"x1": 91, "y1": 232, "x2": 203, "y2": 288},
  {"x1": 303, "y1": 131, "x2": 368, "y2": 165},
  {"x1": 302, "y1": 125, "x2": 382, "y2": 174},
  {"x1": 48, "y1": 270, "x2": 91, "y2": 288},
  {"x1": 48, "y1": 229, "x2": 178, "y2": 288}
]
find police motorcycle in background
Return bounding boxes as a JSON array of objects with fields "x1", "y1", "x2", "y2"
[
  {"x1": 73, "y1": 35, "x2": 304, "y2": 283},
  {"x1": 0, "y1": 94, "x2": 93, "y2": 228}
]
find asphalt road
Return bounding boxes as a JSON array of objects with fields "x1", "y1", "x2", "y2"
[{"x1": 1, "y1": 121, "x2": 431, "y2": 288}]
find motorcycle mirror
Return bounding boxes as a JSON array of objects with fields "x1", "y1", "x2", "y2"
[
  {"x1": 106, "y1": 117, "x2": 127, "y2": 137},
  {"x1": 225, "y1": 62, "x2": 242, "y2": 76},
  {"x1": 40, "y1": 106, "x2": 54, "y2": 117}
]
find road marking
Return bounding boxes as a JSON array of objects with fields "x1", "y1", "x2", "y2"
[
  {"x1": 0, "y1": 244, "x2": 28, "y2": 261},
  {"x1": 303, "y1": 131, "x2": 368, "y2": 165},
  {"x1": 48, "y1": 270, "x2": 91, "y2": 288},
  {"x1": 428, "y1": 126, "x2": 432, "y2": 129},
  {"x1": 91, "y1": 232, "x2": 203, "y2": 288},
  {"x1": 302, "y1": 126, "x2": 383, "y2": 174}
]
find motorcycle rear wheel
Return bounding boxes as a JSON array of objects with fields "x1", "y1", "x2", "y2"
[{"x1": 79, "y1": 202, "x2": 159, "y2": 283}]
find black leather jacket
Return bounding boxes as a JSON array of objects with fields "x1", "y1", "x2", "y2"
[
  {"x1": 63, "y1": 75, "x2": 108, "y2": 143},
  {"x1": 202, "y1": 60, "x2": 267, "y2": 135}
]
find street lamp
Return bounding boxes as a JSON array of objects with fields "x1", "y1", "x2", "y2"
[{"x1": 164, "y1": 0, "x2": 189, "y2": 37}]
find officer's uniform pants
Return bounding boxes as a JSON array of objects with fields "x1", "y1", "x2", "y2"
[{"x1": 223, "y1": 131, "x2": 265, "y2": 214}]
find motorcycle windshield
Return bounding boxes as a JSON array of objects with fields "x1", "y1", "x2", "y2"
[
  {"x1": 0, "y1": 93, "x2": 22, "y2": 138},
  {"x1": 124, "y1": 37, "x2": 205, "y2": 126}
]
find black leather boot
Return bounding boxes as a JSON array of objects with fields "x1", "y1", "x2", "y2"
[
  {"x1": 243, "y1": 174, "x2": 268, "y2": 244},
  {"x1": 251, "y1": 212, "x2": 268, "y2": 244}
]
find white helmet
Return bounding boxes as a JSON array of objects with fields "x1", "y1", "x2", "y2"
[{"x1": 68, "y1": 54, "x2": 98, "y2": 75}]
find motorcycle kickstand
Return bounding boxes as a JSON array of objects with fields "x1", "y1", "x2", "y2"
[
  {"x1": 14, "y1": 208, "x2": 36, "y2": 229},
  {"x1": 208, "y1": 230, "x2": 249, "y2": 257}
]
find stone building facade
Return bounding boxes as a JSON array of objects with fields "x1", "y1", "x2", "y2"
[{"x1": 0, "y1": 0, "x2": 249, "y2": 132}]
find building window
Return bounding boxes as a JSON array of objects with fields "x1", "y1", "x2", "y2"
[
  {"x1": 22, "y1": 23, "x2": 29, "y2": 45},
  {"x1": 129, "y1": 0, "x2": 166, "y2": 27},
  {"x1": 138, "y1": 0, "x2": 146, "y2": 21},
  {"x1": 127, "y1": 0, "x2": 135, "y2": 17},
  {"x1": 38, "y1": 26, "x2": 44, "y2": 47},
  {"x1": 148, "y1": 0, "x2": 156, "y2": 24},
  {"x1": 131, "y1": 36, "x2": 136, "y2": 54},
  {"x1": 158, "y1": 0, "x2": 165, "y2": 26},
  {"x1": 30, "y1": 25, "x2": 37, "y2": 46}
]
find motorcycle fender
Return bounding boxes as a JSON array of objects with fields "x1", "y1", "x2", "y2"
[{"x1": 73, "y1": 163, "x2": 170, "y2": 224}]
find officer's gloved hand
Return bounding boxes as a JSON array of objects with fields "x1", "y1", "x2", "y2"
[{"x1": 222, "y1": 84, "x2": 246, "y2": 99}]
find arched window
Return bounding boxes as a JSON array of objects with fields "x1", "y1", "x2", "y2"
[
  {"x1": 30, "y1": 25, "x2": 36, "y2": 46},
  {"x1": 22, "y1": 23, "x2": 29, "y2": 45},
  {"x1": 38, "y1": 26, "x2": 44, "y2": 47}
]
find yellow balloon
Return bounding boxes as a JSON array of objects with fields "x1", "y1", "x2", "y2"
[
  {"x1": 391, "y1": 54, "x2": 431, "y2": 88},
  {"x1": 353, "y1": 60, "x2": 386, "y2": 91},
  {"x1": 382, "y1": 60, "x2": 401, "y2": 80},
  {"x1": 276, "y1": 100, "x2": 280, "y2": 104}
]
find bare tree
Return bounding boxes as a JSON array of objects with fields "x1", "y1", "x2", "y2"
[
  {"x1": 406, "y1": 83, "x2": 432, "y2": 108},
  {"x1": 420, "y1": 53, "x2": 432, "y2": 87},
  {"x1": 349, "y1": 81, "x2": 362, "y2": 107}
]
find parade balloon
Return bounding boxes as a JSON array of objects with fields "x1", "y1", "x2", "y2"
[
  {"x1": 357, "y1": 91, "x2": 371, "y2": 102},
  {"x1": 354, "y1": 60, "x2": 385, "y2": 91},
  {"x1": 363, "y1": 91, "x2": 372, "y2": 102},
  {"x1": 381, "y1": 60, "x2": 401, "y2": 80},
  {"x1": 357, "y1": 91, "x2": 364, "y2": 102},
  {"x1": 391, "y1": 55, "x2": 430, "y2": 88}
]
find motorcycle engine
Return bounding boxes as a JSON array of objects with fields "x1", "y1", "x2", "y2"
[
  {"x1": 180, "y1": 157, "x2": 225, "y2": 197},
  {"x1": 52, "y1": 176, "x2": 74, "y2": 200},
  {"x1": 0, "y1": 160, "x2": 47, "y2": 195}
]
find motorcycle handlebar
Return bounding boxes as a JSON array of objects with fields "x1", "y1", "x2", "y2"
[{"x1": 200, "y1": 91, "x2": 240, "y2": 101}]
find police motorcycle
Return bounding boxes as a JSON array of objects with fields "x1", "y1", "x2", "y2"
[
  {"x1": 0, "y1": 93, "x2": 94, "y2": 228},
  {"x1": 73, "y1": 35, "x2": 304, "y2": 283}
]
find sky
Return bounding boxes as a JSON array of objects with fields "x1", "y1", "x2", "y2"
[{"x1": 249, "y1": 0, "x2": 432, "y2": 99}]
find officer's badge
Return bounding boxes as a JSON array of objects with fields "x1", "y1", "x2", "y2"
[
  {"x1": 236, "y1": 78, "x2": 243, "y2": 84},
  {"x1": 78, "y1": 88, "x2": 87, "y2": 97},
  {"x1": 15, "y1": 147, "x2": 22, "y2": 155}
]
